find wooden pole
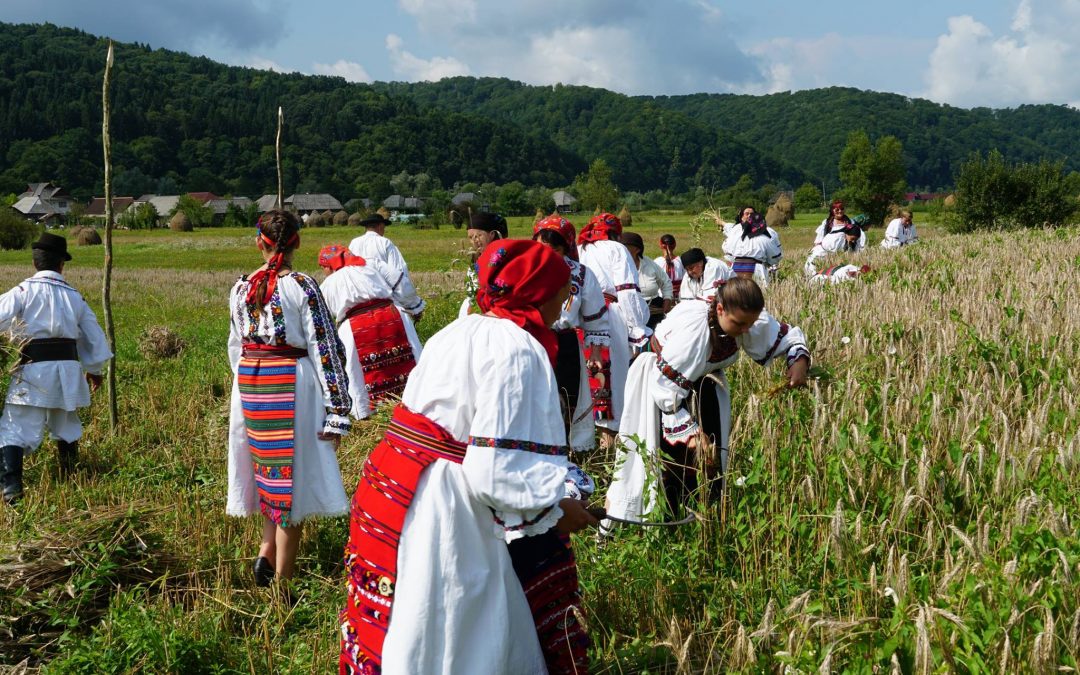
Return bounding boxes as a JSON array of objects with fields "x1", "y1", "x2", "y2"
[
  {"x1": 101, "y1": 41, "x2": 118, "y2": 430},
  {"x1": 276, "y1": 106, "x2": 284, "y2": 209}
]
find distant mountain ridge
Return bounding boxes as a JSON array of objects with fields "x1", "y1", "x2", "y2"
[{"x1": 1, "y1": 22, "x2": 1077, "y2": 200}]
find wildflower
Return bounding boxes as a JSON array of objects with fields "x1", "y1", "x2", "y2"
[
  {"x1": 735, "y1": 476, "x2": 747, "y2": 487},
  {"x1": 888, "y1": 346, "x2": 897, "y2": 355},
  {"x1": 841, "y1": 336, "x2": 851, "y2": 345}
]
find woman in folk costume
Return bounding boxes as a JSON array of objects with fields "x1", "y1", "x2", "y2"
[
  {"x1": 809, "y1": 263, "x2": 873, "y2": 285},
  {"x1": 881, "y1": 210, "x2": 918, "y2": 249},
  {"x1": 458, "y1": 211, "x2": 508, "y2": 318},
  {"x1": 814, "y1": 200, "x2": 866, "y2": 248},
  {"x1": 621, "y1": 231, "x2": 673, "y2": 329},
  {"x1": 677, "y1": 247, "x2": 734, "y2": 302},
  {"x1": 340, "y1": 239, "x2": 599, "y2": 675},
  {"x1": 804, "y1": 220, "x2": 867, "y2": 277},
  {"x1": 654, "y1": 233, "x2": 685, "y2": 299},
  {"x1": 576, "y1": 212, "x2": 651, "y2": 448},
  {"x1": 605, "y1": 278, "x2": 810, "y2": 525},
  {"x1": 227, "y1": 210, "x2": 353, "y2": 587},
  {"x1": 318, "y1": 244, "x2": 422, "y2": 408},
  {"x1": 532, "y1": 214, "x2": 606, "y2": 453},
  {"x1": 723, "y1": 207, "x2": 783, "y2": 288}
]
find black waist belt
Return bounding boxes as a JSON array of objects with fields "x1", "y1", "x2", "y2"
[{"x1": 20, "y1": 338, "x2": 78, "y2": 364}]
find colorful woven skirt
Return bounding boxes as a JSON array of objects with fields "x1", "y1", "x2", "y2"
[
  {"x1": 508, "y1": 530, "x2": 590, "y2": 675},
  {"x1": 238, "y1": 352, "x2": 301, "y2": 527},
  {"x1": 347, "y1": 299, "x2": 417, "y2": 403},
  {"x1": 579, "y1": 330, "x2": 613, "y2": 422},
  {"x1": 340, "y1": 405, "x2": 467, "y2": 674},
  {"x1": 732, "y1": 257, "x2": 760, "y2": 276}
]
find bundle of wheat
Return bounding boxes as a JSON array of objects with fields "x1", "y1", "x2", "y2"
[{"x1": 138, "y1": 325, "x2": 186, "y2": 359}]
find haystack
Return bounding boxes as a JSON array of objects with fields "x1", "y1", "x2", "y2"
[
  {"x1": 333, "y1": 210, "x2": 348, "y2": 226},
  {"x1": 943, "y1": 194, "x2": 957, "y2": 208},
  {"x1": 618, "y1": 206, "x2": 633, "y2": 228},
  {"x1": 169, "y1": 212, "x2": 193, "y2": 232},
  {"x1": 139, "y1": 325, "x2": 186, "y2": 359},
  {"x1": 534, "y1": 208, "x2": 545, "y2": 223},
  {"x1": 885, "y1": 203, "x2": 903, "y2": 222},
  {"x1": 306, "y1": 213, "x2": 324, "y2": 228},
  {"x1": 774, "y1": 194, "x2": 795, "y2": 221},
  {"x1": 75, "y1": 227, "x2": 102, "y2": 246},
  {"x1": 377, "y1": 207, "x2": 392, "y2": 220},
  {"x1": 322, "y1": 210, "x2": 334, "y2": 222},
  {"x1": 765, "y1": 204, "x2": 789, "y2": 228},
  {"x1": 348, "y1": 212, "x2": 362, "y2": 227}
]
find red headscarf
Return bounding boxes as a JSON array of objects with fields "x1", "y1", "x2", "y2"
[
  {"x1": 476, "y1": 240, "x2": 570, "y2": 365},
  {"x1": 318, "y1": 244, "x2": 366, "y2": 273},
  {"x1": 246, "y1": 223, "x2": 300, "y2": 306},
  {"x1": 532, "y1": 215, "x2": 578, "y2": 260},
  {"x1": 577, "y1": 212, "x2": 622, "y2": 245}
]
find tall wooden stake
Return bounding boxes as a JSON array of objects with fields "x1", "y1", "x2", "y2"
[
  {"x1": 101, "y1": 41, "x2": 118, "y2": 430},
  {"x1": 276, "y1": 106, "x2": 284, "y2": 209}
]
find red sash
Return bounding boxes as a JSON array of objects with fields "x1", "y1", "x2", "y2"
[
  {"x1": 340, "y1": 405, "x2": 467, "y2": 673},
  {"x1": 346, "y1": 299, "x2": 417, "y2": 403}
]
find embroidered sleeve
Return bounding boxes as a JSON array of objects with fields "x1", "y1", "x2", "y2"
[
  {"x1": 740, "y1": 310, "x2": 811, "y2": 368},
  {"x1": 656, "y1": 355, "x2": 692, "y2": 391},
  {"x1": 662, "y1": 407, "x2": 699, "y2": 445},
  {"x1": 293, "y1": 273, "x2": 354, "y2": 434},
  {"x1": 610, "y1": 245, "x2": 652, "y2": 345},
  {"x1": 579, "y1": 266, "x2": 611, "y2": 346}
]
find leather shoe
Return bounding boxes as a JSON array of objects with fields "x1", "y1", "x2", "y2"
[{"x1": 253, "y1": 556, "x2": 275, "y2": 587}]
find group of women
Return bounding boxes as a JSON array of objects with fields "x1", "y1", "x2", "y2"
[{"x1": 226, "y1": 207, "x2": 820, "y2": 674}]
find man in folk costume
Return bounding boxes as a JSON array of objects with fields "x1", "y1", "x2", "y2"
[
  {"x1": 458, "y1": 211, "x2": 508, "y2": 318},
  {"x1": 0, "y1": 233, "x2": 112, "y2": 503},
  {"x1": 677, "y1": 247, "x2": 734, "y2": 302},
  {"x1": 605, "y1": 278, "x2": 810, "y2": 526},
  {"x1": 722, "y1": 209, "x2": 783, "y2": 288},
  {"x1": 348, "y1": 214, "x2": 425, "y2": 322},
  {"x1": 576, "y1": 212, "x2": 651, "y2": 449},
  {"x1": 532, "y1": 214, "x2": 606, "y2": 453},
  {"x1": 318, "y1": 244, "x2": 422, "y2": 408},
  {"x1": 654, "y1": 234, "x2": 685, "y2": 300},
  {"x1": 340, "y1": 240, "x2": 598, "y2": 675}
]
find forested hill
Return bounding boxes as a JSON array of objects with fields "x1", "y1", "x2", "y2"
[
  {"x1": 2, "y1": 23, "x2": 1078, "y2": 201},
  {"x1": 648, "y1": 89, "x2": 1080, "y2": 190}
]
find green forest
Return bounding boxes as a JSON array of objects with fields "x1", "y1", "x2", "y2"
[{"x1": 2, "y1": 22, "x2": 1079, "y2": 201}]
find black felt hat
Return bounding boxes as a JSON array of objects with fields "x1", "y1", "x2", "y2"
[
  {"x1": 360, "y1": 213, "x2": 392, "y2": 228},
  {"x1": 468, "y1": 212, "x2": 508, "y2": 237},
  {"x1": 32, "y1": 232, "x2": 72, "y2": 261},
  {"x1": 680, "y1": 248, "x2": 705, "y2": 267}
]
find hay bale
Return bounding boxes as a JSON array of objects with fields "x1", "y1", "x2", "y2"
[
  {"x1": 774, "y1": 194, "x2": 795, "y2": 220},
  {"x1": 333, "y1": 210, "x2": 348, "y2": 226},
  {"x1": 377, "y1": 206, "x2": 392, "y2": 220},
  {"x1": 169, "y1": 212, "x2": 193, "y2": 232},
  {"x1": 322, "y1": 210, "x2": 334, "y2": 222},
  {"x1": 348, "y1": 212, "x2": 363, "y2": 227},
  {"x1": 618, "y1": 206, "x2": 633, "y2": 228},
  {"x1": 75, "y1": 227, "x2": 102, "y2": 246},
  {"x1": 765, "y1": 204, "x2": 789, "y2": 228},
  {"x1": 306, "y1": 213, "x2": 324, "y2": 228},
  {"x1": 139, "y1": 325, "x2": 185, "y2": 359},
  {"x1": 943, "y1": 194, "x2": 957, "y2": 208}
]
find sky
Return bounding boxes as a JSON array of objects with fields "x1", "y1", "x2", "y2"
[{"x1": 3, "y1": 0, "x2": 1079, "y2": 108}]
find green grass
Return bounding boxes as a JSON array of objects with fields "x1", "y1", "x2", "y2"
[{"x1": 4, "y1": 213, "x2": 1076, "y2": 673}]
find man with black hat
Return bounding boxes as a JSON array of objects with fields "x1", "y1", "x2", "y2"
[
  {"x1": 458, "y1": 211, "x2": 508, "y2": 317},
  {"x1": 0, "y1": 232, "x2": 112, "y2": 504},
  {"x1": 678, "y1": 247, "x2": 733, "y2": 302},
  {"x1": 348, "y1": 213, "x2": 425, "y2": 321}
]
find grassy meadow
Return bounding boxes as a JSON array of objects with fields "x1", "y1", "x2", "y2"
[{"x1": 2, "y1": 212, "x2": 1080, "y2": 673}]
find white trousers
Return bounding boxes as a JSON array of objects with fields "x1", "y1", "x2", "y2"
[{"x1": 0, "y1": 403, "x2": 82, "y2": 451}]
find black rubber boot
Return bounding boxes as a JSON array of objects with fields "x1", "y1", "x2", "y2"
[
  {"x1": 253, "y1": 556, "x2": 275, "y2": 587},
  {"x1": 1, "y1": 446, "x2": 24, "y2": 504},
  {"x1": 57, "y1": 439, "x2": 78, "y2": 477}
]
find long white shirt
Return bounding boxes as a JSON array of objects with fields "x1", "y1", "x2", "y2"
[
  {"x1": 578, "y1": 240, "x2": 652, "y2": 349},
  {"x1": 555, "y1": 257, "x2": 608, "y2": 452},
  {"x1": 809, "y1": 264, "x2": 865, "y2": 285},
  {"x1": 606, "y1": 300, "x2": 809, "y2": 523},
  {"x1": 320, "y1": 261, "x2": 426, "y2": 419},
  {"x1": 722, "y1": 228, "x2": 783, "y2": 267},
  {"x1": 381, "y1": 314, "x2": 569, "y2": 675},
  {"x1": 347, "y1": 231, "x2": 425, "y2": 315},
  {"x1": 0, "y1": 271, "x2": 112, "y2": 410},
  {"x1": 678, "y1": 257, "x2": 734, "y2": 302},
  {"x1": 814, "y1": 219, "x2": 867, "y2": 248},
  {"x1": 637, "y1": 255, "x2": 673, "y2": 302},
  {"x1": 881, "y1": 218, "x2": 917, "y2": 249}
]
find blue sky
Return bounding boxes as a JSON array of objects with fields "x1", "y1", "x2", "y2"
[{"x1": 3, "y1": 0, "x2": 1078, "y2": 108}]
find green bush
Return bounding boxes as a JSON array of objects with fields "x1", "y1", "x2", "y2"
[
  {"x1": 0, "y1": 208, "x2": 40, "y2": 250},
  {"x1": 118, "y1": 202, "x2": 158, "y2": 230},
  {"x1": 952, "y1": 150, "x2": 1080, "y2": 232}
]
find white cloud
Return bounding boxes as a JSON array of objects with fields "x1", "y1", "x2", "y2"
[
  {"x1": 385, "y1": 34, "x2": 471, "y2": 81},
  {"x1": 313, "y1": 60, "x2": 372, "y2": 83},
  {"x1": 247, "y1": 56, "x2": 290, "y2": 73},
  {"x1": 922, "y1": 0, "x2": 1080, "y2": 107}
]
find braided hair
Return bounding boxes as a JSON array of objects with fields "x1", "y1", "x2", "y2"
[{"x1": 247, "y1": 209, "x2": 301, "y2": 308}]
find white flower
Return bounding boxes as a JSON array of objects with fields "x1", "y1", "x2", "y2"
[
  {"x1": 888, "y1": 346, "x2": 897, "y2": 355},
  {"x1": 883, "y1": 586, "x2": 898, "y2": 605},
  {"x1": 841, "y1": 336, "x2": 851, "y2": 345},
  {"x1": 734, "y1": 476, "x2": 747, "y2": 487}
]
